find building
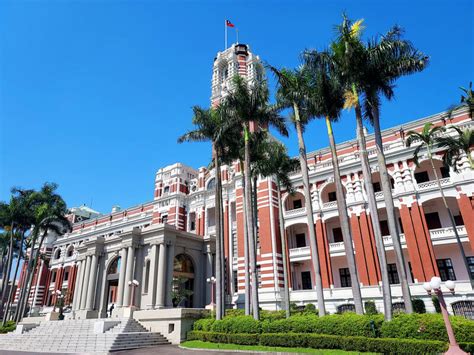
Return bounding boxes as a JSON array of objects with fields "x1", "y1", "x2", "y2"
[{"x1": 14, "y1": 43, "x2": 474, "y2": 318}]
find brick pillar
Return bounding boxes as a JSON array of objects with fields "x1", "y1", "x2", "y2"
[
  {"x1": 43, "y1": 268, "x2": 52, "y2": 306},
  {"x1": 399, "y1": 203, "x2": 438, "y2": 282},
  {"x1": 315, "y1": 218, "x2": 333, "y2": 288},
  {"x1": 349, "y1": 210, "x2": 382, "y2": 285},
  {"x1": 457, "y1": 194, "x2": 474, "y2": 252}
]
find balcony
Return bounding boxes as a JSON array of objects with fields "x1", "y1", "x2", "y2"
[
  {"x1": 322, "y1": 201, "x2": 337, "y2": 210},
  {"x1": 429, "y1": 226, "x2": 467, "y2": 241},
  {"x1": 417, "y1": 177, "x2": 451, "y2": 191},
  {"x1": 329, "y1": 241, "x2": 345, "y2": 253},
  {"x1": 289, "y1": 246, "x2": 311, "y2": 261},
  {"x1": 284, "y1": 207, "x2": 306, "y2": 218}
]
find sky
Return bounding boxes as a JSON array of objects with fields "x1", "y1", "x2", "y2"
[{"x1": 0, "y1": 0, "x2": 472, "y2": 214}]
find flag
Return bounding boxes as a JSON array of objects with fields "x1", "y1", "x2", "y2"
[{"x1": 226, "y1": 20, "x2": 235, "y2": 28}]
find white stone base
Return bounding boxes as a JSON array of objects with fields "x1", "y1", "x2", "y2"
[
  {"x1": 74, "y1": 309, "x2": 99, "y2": 320},
  {"x1": 133, "y1": 308, "x2": 208, "y2": 344}
]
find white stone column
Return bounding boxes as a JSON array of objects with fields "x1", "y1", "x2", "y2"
[
  {"x1": 148, "y1": 244, "x2": 158, "y2": 308},
  {"x1": 205, "y1": 251, "x2": 213, "y2": 303},
  {"x1": 116, "y1": 248, "x2": 128, "y2": 307},
  {"x1": 85, "y1": 254, "x2": 98, "y2": 310},
  {"x1": 165, "y1": 243, "x2": 175, "y2": 307},
  {"x1": 72, "y1": 260, "x2": 83, "y2": 311},
  {"x1": 123, "y1": 245, "x2": 135, "y2": 307},
  {"x1": 155, "y1": 243, "x2": 167, "y2": 307},
  {"x1": 80, "y1": 255, "x2": 91, "y2": 310}
]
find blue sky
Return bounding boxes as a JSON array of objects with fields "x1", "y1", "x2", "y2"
[{"x1": 0, "y1": 0, "x2": 472, "y2": 214}]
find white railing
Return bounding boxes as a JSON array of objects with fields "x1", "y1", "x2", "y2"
[
  {"x1": 430, "y1": 226, "x2": 467, "y2": 240},
  {"x1": 382, "y1": 234, "x2": 406, "y2": 246},
  {"x1": 289, "y1": 246, "x2": 311, "y2": 259},
  {"x1": 417, "y1": 177, "x2": 451, "y2": 191},
  {"x1": 322, "y1": 201, "x2": 338, "y2": 209},
  {"x1": 284, "y1": 207, "x2": 306, "y2": 218},
  {"x1": 375, "y1": 191, "x2": 384, "y2": 200},
  {"x1": 329, "y1": 242, "x2": 345, "y2": 252}
]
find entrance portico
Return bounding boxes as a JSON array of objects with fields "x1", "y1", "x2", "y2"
[{"x1": 71, "y1": 223, "x2": 215, "y2": 320}]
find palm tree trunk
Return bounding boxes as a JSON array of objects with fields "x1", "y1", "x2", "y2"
[
  {"x1": 0, "y1": 223, "x2": 14, "y2": 318},
  {"x1": 252, "y1": 175, "x2": 259, "y2": 251},
  {"x1": 240, "y1": 161, "x2": 251, "y2": 316},
  {"x1": 353, "y1": 94, "x2": 398, "y2": 316},
  {"x1": 214, "y1": 150, "x2": 223, "y2": 320},
  {"x1": 372, "y1": 108, "x2": 410, "y2": 318},
  {"x1": 427, "y1": 148, "x2": 474, "y2": 289},
  {"x1": 276, "y1": 181, "x2": 290, "y2": 318},
  {"x1": 243, "y1": 123, "x2": 260, "y2": 320},
  {"x1": 325, "y1": 117, "x2": 363, "y2": 314},
  {"x1": 3, "y1": 231, "x2": 24, "y2": 326},
  {"x1": 294, "y1": 103, "x2": 326, "y2": 316}
]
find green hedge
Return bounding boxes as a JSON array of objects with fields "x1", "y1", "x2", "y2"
[
  {"x1": 0, "y1": 321, "x2": 16, "y2": 334},
  {"x1": 193, "y1": 318, "x2": 215, "y2": 331},
  {"x1": 380, "y1": 313, "x2": 474, "y2": 343},
  {"x1": 211, "y1": 316, "x2": 261, "y2": 334},
  {"x1": 260, "y1": 314, "x2": 384, "y2": 338},
  {"x1": 188, "y1": 331, "x2": 453, "y2": 354}
]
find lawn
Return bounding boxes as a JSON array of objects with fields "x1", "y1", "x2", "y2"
[{"x1": 181, "y1": 340, "x2": 377, "y2": 354}]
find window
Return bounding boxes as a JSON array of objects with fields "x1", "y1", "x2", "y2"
[
  {"x1": 425, "y1": 212, "x2": 442, "y2": 230},
  {"x1": 339, "y1": 268, "x2": 351, "y2": 287},
  {"x1": 467, "y1": 257, "x2": 474, "y2": 280},
  {"x1": 54, "y1": 249, "x2": 61, "y2": 260},
  {"x1": 414, "y1": 171, "x2": 430, "y2": 183},
  {"x1": 373, "y1": 182, "x2": 381, "y2": 193},
  {"x1": 163, "y1": 186, "x2": 170, "y2": 194},
  {"x1": 207, "y1": 178, "x2": 216, "y2": 191},
  {"x1": 332, "y1": 228, "x2": 343, "y2": 243},
  {"x1": 233, "y1": 270, "x2": 238, "y2": 293},
  {"x1": 328, "y1": 191, "x2": 337, "y2": 202},
  {"x1": 437, "y1": 258, "x2": 456, "y2": 281},
  {"x1": 190, "y1": 220, "x2": 196, "y2": 231},
  {"x1": 295, "y1": 233, "x2": 306, "y2": 248},
  {"x1": 301, "y1": 271, "x2": 312, "y2": 290},
  {"x1": 51, "y1": 271, "x2": 57, "y2": 283},
  {"x1": 398, "y1": 218, "x2": 404, "y2": 234},
  {"x1": 66, "y1": 246, "x2": 74, "y2": 258},
  {"x1": 380, "y1": 220, "x2": 389, "y2": 236},
  {"x1": 454, "y1": 215, "x2": 464, "y2": 226},
  {"x1": 293, "y1": 199, "x2": 302, "y2": 209},
  {"x1": 161, "y1": 215, "x2": 168, "y2": 224},
  {"x1": 440, "y1": 167, "x2": 450, "y2": 178},
  {"x1": 144, "y1": 260, "x2": 150, "y2": 294},
  {"x1": 387, "y1": 263, "x2": 400, "y2": 284},
  {"x1": 64, "y1": 270, "x2": 69, "y2": 282}
]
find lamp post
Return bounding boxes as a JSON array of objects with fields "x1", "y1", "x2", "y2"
[
  {"x1": 128, "y1": 280, "x2": 139, "y2": 308},
  {"x1": 206, "y1": 276, "x2": 216, "y2": 311},
  {"x1": 423, "y1": 277, "x2": 467, "y2": 355}
]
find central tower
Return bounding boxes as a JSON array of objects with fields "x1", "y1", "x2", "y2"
[{"x1": 211, "y1": 43, "x2": 263, "y2": 107}]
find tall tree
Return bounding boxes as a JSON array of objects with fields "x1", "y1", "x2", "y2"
[
  {"x1": 360, "y1": 26, "x2": 429, "y2": 318},
  {"x1": 252, "y1": 137, "x2": 299, "y2": 318},
  {"x1": 178, "y1": 104, "x2": 240, "y2": 319},
  {"x1": 331, "y1": 14, "x2": 414, "y2": 313},
  {"x1": 407, "y1": 123, "x2": 474, "y2": 289},
  {"x1": 439, "y1": 126, "x2": 474, "y2": 171},
  {"x1": 227, "y1": 75, "x2": 288, "y2": 320},
  {"x1": 302, "y1": 51, "x2": 364, "y2": 315},
  {"x1": 270, "y1": 66, "x2": 327, "y2": 316},
  {"x1": 15, "y1": 183, "x2": 71, "y2": 322}
]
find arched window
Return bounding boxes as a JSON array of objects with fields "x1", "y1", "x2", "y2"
[
  {"x1": 54, "y1": 248, "x2": 62, "y2": 260},
  {"x1": 108, "y1": 257, "x2": 121, "y2": 275},
  {"x1": 207, "y1": 178, "x2": 216, "y2": 191},
  {"x1": 66, "y1": 246, "x2": 74, "y2": 258},
  {"x1": 144, "y1": 260, "x2": 150, "y2": 294}
]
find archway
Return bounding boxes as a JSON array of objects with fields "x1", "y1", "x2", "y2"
[
  {"x1": 173, "y1": 254, "x2": 195, "y2": 307},
  {"x1": 105, "y1": 256, "x2": 121, "y2": 309}
]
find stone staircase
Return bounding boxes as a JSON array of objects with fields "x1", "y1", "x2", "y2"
[{"x1": 0, "y1": 317, "x2": 170, "y2": 353}]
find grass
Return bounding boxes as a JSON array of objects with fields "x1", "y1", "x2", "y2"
[{"x1": 181, "y1": 340, "x2": 377, "y2": 354}]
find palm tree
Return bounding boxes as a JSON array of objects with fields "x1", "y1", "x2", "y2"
[
  {"x1": 407, "y1": 123, "x2": 474, "y2": 289},
  {"x1": 252, "y1": 137, "x2": 299, "y2": 318},
  {"x1": 439, "y1": 127, "x2": 474, "y2": 171},
  {"x1": 360, "y1": 26, "x2": 429, "y2": 318},
  {"x1": 303, "y1": 51, "x2": 364, "y2": 315},
  {"x1": 227, "y1": 75, "x2": 288, "y2": 320},
  {"x1": 459, "y1": 82, "x2": 474, "y2": 119},
  {"x1": 331, "y1": 14, "x2": 414, "y2": 314},
  {"x1": 270, "y1": 66, "x2": 327, "y2": 316},
  {"x1": 15, "y1": 183, "x2": 71, "y2": 322},
  {"x1": 178, "y1": 104, "x2": 239, "y2": 320}
]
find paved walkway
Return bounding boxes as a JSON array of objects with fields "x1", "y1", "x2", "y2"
[{"x1": 0, "y1": 345, "x2": 259, "y2": 354}]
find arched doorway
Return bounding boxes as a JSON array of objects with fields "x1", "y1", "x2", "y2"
[
  {"x1": 105, "y1": 257, "x2": 121, "y2": 309},
  {"x1": 172, "y1": 254, "x2": 195, "y2": 307}
]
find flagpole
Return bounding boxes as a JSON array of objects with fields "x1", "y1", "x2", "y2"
[{"x1": 225, "y1": 20, "x2": 227, "y2": 49}]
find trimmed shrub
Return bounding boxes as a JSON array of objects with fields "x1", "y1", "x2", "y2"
[
  {"x1": 459, "y1": 342, "x2": 474, "y2": 353},
  {"x1": 411, "y1": 298, "x2": 426, "y2": 314},
  {"x1": 193, "y1": 318, "x2": 215, "y2": 331},
  {"x1": 364, "y1": 301, "x2": 378, "y2": 315},
  {"x1": 380, "y1": 313, "x2": 474, "y2": 343},
  {"x1": 211, "y1": 316, "x2": 261, "y2": 334},
  {"x1": 225, "y1": 309, "x2": 245, "y2": 317},
  {"x1": 0, "y1": 320, "x2": 15, "y2": 334},
  {"x1": 261, "y1": 313, "x2": 384, "y2": 338},
  {"x1": 303, "y1": 303, "x2": 318, "y2": 315},
  {"x1": 260, "y1": 310, "x2": 286, "y2": 321}
]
